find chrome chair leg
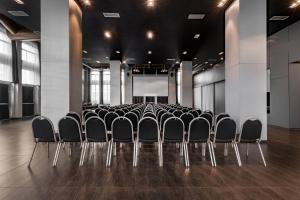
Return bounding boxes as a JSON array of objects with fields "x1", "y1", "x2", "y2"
[
  {"x1": 81, "y1": 142, "x2": 89, "y2": 166},
  {"x1": 257, "y1": 142, "x2": 267, "y2": 167},
  {"x1": 106, "y1": 141, "x2": 112, "y2": 167},
  {"x1": 184, "y1": 142, "x2": 190, "y2": 167},
  {"x1": 202, "y1": 143, "x2": 206, "y2": 157},
  {"x1": 79, "y1": 142, "x2": 85, "y2": 166},
  {"x1": 113, "y1": 142, "x2": 117, "y2": 156},
  {"x1": 224, "y1": 143, "x2": 228, "y2": 156},
  {"x1": 210, "y1": 142, "x2": 216, "y2": 167},
  {"x1": 207, "y1": 142, "x2": 214, "y2": 167},
  {"x1": 28, "y1": 142, "x2": 38, "y2": 167},
  {"x1": 180, "y1": 143, "x2": 183, "y2": 156},
  {"x1": 107, "y1": 141, "x2": 113, "y2": 167},
  {"x1": 133, "y1": 141, "x2": 137, "y2": 167},
  {"x1": 246, "y1": 143, "x2": 249, "y2": 157},
  {"x1": 233, "y1": 143, "x2": 242, "y2": 167},
  {"x1": 53, "y1": 142, "x2": 62, "y2": 167}
]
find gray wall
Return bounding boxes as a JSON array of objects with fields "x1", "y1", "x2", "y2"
[{"x1": 269, "y1": 20, "x2": 300, "y2": 129}]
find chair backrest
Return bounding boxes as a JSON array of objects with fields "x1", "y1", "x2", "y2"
[
  {"x1": 98, "y1": 109, "x2": 108, "y2": 119},
  {"x1": 240, "y1": 119, "x2": 262, "y2": 142},
  {"x1": 163, "y1": 117, "x2": 184, "y2": 142},
  {"x1": 112, "y1": 117, "x2": 134, "y2": 143},
  {"x1": 32, "y1": 116, "x2": 57, "y2": 142},
  {"x1": 125, "y1": 112, "x2": 138, "y2": 132},
  {"x1": 84, "y1": 112, "x2": 98, "y2": 121},
  {"x1": 157, "y1": 110, "x2": 166, "y2": 122},
  {"x1": 66, "y1": 112, "x2": 81, "y2": 125},
  {"x1": 104, "y1": 112, "x2": 119, "y2": 131},
  {"x1": 200, "y1": 113, "x2": 213, "y2": 128},
  {"x1": 180, "y1": 113, "x2": 194, "y2": 132},
  {"x1": 189, "y1": 110, "x2": 199, "y2": 118},
  {"x1": 214, "y1": 118, "x2": 236, "y2": 142},
  {"x1": 195, "y1": 109, "x2": 202, "y2": 115},
  {"x1": 216, "y1": 113, "x2": 230, "y2": 124},
  {"x1": 173, "y1": 110, "x2": 183, "y2": 118},
  {"x1": 115, "y1": 109, "x2": 125, "y2": 116},
  {"x1": 58, "y1": 116, "x2": 82, "y2": 142},
  {"x1": 132, "y1": 110, "x2": 140, "y2": 119},
  {"x1": 85, "y1": 116, "x2": 107, "y2": 142},
  {"x1": 160, "y1": 112, "x2": 174, "y2": 131},
  {"x1": 143, "y1": 112, "x2": 156, "y2": 119},
  {"x1": 138, "y1": 117, "x2": 159, "y2": 142},
  {"x1": 188, "y1": 117, "x2": 210, "y2": 143},
  {"x1": 204, "y1": 110, "x2": 214, "y2": 117}
]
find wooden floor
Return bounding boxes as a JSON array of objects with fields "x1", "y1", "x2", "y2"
[{"x1": 0, "y1": 120, "x2": 300, "y2": 200}]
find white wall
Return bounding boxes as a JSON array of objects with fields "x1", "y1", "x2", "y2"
[{"x1": 133, "y1": 75, "x2": 168, "y2": 97}]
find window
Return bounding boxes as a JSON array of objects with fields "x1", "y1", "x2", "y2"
[
  {"x1": 0, "y1": 25, "x2": 12, "y2": 82},
  {"x1": 121, "y1": 69, "x2": 125, "y2": 104},
  {"x1": 90, "y1": 70, "x2": 100, "y2": 104},
  {"x1": 103, "y1": 69, "x2": 110, "y2": 105},
  {"x1": 176, "y1": 69, "x2": 181, "y2": 104},
  {"x1": 21, "y1": 42, "x2": 40, "y2": 85}
]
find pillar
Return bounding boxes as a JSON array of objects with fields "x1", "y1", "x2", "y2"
[
  {"x1": 225, "y1": 0, "x2": 267, "y2": 140},
  {"x1": 41, "y1": 0, "x2": 82, "y2": 127},
  {"x1": 180, "y1": 61, "x2": 193, "y2": 107},
  {"x1": 124, "y1": 65, "x2": 133, "y2": 104},
  {"x1": 110, "y1": 60, "x2": 121, "y2": 106},
  {"x1": 168, "y1": 68, "x2": 176, "y2": 104}
]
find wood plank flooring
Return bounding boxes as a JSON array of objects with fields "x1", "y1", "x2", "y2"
[{"x1": 0, "y1": 120, "x2": 300, "y2": 199}]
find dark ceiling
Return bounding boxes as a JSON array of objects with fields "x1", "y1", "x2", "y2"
[{"x1": 0, "y1": 0, "x2": 300, "y2": 68}]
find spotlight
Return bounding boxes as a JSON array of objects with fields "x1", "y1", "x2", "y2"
[
  {"x1": 104, "y1": 31, "x2": 112, "y2": 39},
  {"x1": 147, "y1": 31, "x2": 154, "y2": 40}
]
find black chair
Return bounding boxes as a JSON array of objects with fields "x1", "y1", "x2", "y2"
[
  {"x1": 215, "y1": 113, "x2": 230, "y2": 125},
  {"x1": 160, "y1": 112, "x2": 174, "y2": 132},
  {"x1": 132, "y1": 110, "x2": 141, "y2": 120},
  {"x1": 137, "y1": 117, "x2": 162, "y2": 166},
  {"x1": 66, "y1": 112, "x2": 81, "y2": 126},
  {"x1": 173, "y1": 110, "x2": 183, "y2": 118},
  {"x1": 79, "y1": 117, "x2": 109, "y2": 166},
  {"x1": 157, "y1": 110, "x2": 166, "y2": 122},
  {"x1": 211, "y1": 117, "x2": 241, "y2": 167},
  {"x1": 200, "y1": 113, "x2": 213, "y2": 129},
  {"x1": 180, "y1": 113, "x2": 194, "y2": 133},
  {"x1": 204, "y1": 110, "x2": 214, "y2": 117},
  {"x1": 195, "y1": 109, "x2": 202, "y2": 116},
  {"x1": 98, "y1": 109, "x2": 108, "y2": 119},
  {"x1": 53, "y1": 116, "x2": 83, "y2": 167},
  {"x1": 238, "y1": 119, "x2": 266, "y2": 167},
  {"x1": 143, "y1": 112, "x2": 156, "y2": 119},
  {"x1": 115, "y1": 109, "x2": 125, "y2": 116},
  {"x1": 107, "y1": 117, "x2": 136, "y2": 167},
  {"x1": 189, "y1": 110, "x2": 199, "y2": 118},
  {"x1": 29, "y1": 116, "x2": 59, "y2": 167},
  {"x1": 162, "y1": 117, "x2": 188, "y2": 167},
  {"x1": 104, "y1": 112, "x2": 119, "y2": 132},
  {"x1": 187, "y1": 117, "x2": 214, "y2": 166},
  {"x1": 84, "y1": 112, "x2": 98, "y2": 122},
  {"x1": 125, "y1": 112, "x2": 139, "y2": 132}
]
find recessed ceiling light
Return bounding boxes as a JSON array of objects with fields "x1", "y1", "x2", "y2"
[
  {"x1": 104, "y1": 30, "x2": 112, "y2": 39},
  {"x1": 290, "y1": 1, "x2": 300, "y2": 8},
  {"x1": 82, "y1": 0, "x2": 91, "y2": 6},
  {"x1": 194, "y1": 34, "x2": 200, "y2": 39},
  {"x1": 269, "y1": 16, "x2": 290, "y2": 21},
  {"x1": 205, "y1": 61, "x2": 208, "y2": 64},
  {"x1": 105, "y1": 56, "x2": 109, "y2": 59},
  {"x1": 219, "y1": 51, "x2": 224, "y2": 55},
  {"x1": 194, "y1": 57, "x2": 197, "y2": 60},
  {"x1": 148, "y1": 50, "x2": 152, "y2": 54},
  {"x1": 148, "y1": 61, "x2": 152, "y2": 64},
  {"x1": 14, "y1": 0, "x2": 24, "y2": 4},
  {"x1": 122, "y1": 60, "x2": 127, "y2": 64},
  {"x1": 147, "y1": 31, "x2": 154, "y2": 40},
  {"x1": 182, "y1": 51, "x2": 187, "y2": 55},
  {"x1": 217, "y1": 0, "x2": 229, "y2": 8},
  {"x1": 176, "y1": 61, "x2": 180, "y2": 64},
  {"x1": 83, "y1": 50, "x2": 88, "y2": 54},
  {"x1": 96, "y1": 61, "x2": 100, "y2": 63},
  {"x1": 146, "y1": 0, "x2": 155, "y2": 7},
  {"x1": 116, "y1": 50, "x2": 120, "y2": 54},
  {"x1": 220, "y1": 57, "x2": 224, "y2": 61},
  {"x1": 103, "y1": 12, "x2": 120, "y2": 18},
  {"x1": 8, "y1": 11, "x2": 29, "y2": 16},
  {"x1": 187, "y1": 14, "x2": 205, "y2": 20}
]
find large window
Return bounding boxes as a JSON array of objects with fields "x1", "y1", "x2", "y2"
[
  {"x1": 176, "y1": 69, "x2": 181, "y2": 104},
  {"x1": 103, "y1": 69, "x2": 110, "y2": 104},
  {"x1": 90, "y1": 70, "x2": 100, "y2": 104},
  {"x1": 22, "y1": 42, "x2": 40, "y2": 85},
  {"x1": 0, "y1": 25, "x2": 12, "y2": 82}
]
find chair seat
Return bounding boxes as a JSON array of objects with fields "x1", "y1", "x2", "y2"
[{"x1": 37, "y1": 132, "x2": 60, "y2": 142}]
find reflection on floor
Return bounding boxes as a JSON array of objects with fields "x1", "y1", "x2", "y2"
[{"x1": 0, "y1": 120, "x2": 300, "y2": 200}]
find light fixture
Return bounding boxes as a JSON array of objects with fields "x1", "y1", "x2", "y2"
[
  {"x1": 14, "y1": 0, "x2": 24, "y2": 4},
  {"x1": 105, "y1": 56, "x2": 109, "y2": 59},
  {"x1": 116, "y1": 50, "x2": 120, "y2": 54},
  {"x1": 182, "y1": 51, "x2": 187, "y2": 55},
  {"x1": 122, "y1": 60, "x2": 126, "y2": 64},
  {"x1": 194, "y1": 57, "x2": 197, "y2": 60},
  {"x1": 217, "y1": 0, "x2": 229, "y2": 8},
  {"x1": 205, "y1": 61, "x2": 208, "y2": 64},
  {"x1": 148, "y1": 61, "x2": 152, "y2": 64},
  {"x1": 290, "y1": 1, "x2": 300, "y2": 8},
  {"x1": 220, "y1": 57, "x2": 224, "y2": 61},
  {"x1": 103, "y1": 12, "x2": 120, "y2": 18},
  {"x1": 96, "y1": 61, "x2": 100, "y2": 63},
  {"x1": 176, "y1": 61, "x2": 180, "y2": 64},
  {"x1": 269, "y1": 16, "x2": 290, "y2": 21},
  {"x1": 82, "y1": 0, "x2": 91, "y2": 6},
  {"x1": 104, "y1": 30, "x2": 112, "y2": 39},
  {"x1": 148, "y1": 50, "x2": 152, "y2": 54},
  {"x1": 8, "y1": 11, "x2": 29, "y2": 16},
  {"x1": 147, "y1": 31, "x2": 154, "y2": 40},
  {"x1": 219, "y1": 51, "x2": 224, "y2": 55},
  {"x1": 194, "y1": 34, "x2": 200, "y2": 39},
  {"x1": 146, "y1": 0, "x2": 155, "y2": 7},
  {"x1": 83, "y1": 50, "x2": 88, "y2": 54},
  {"x1": 187, "y1": 14, "x2": 205, "y2": 20}
]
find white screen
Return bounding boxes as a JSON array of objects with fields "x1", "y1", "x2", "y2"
[{"x1": 133, "y1": 76, "x2": 168, "y2": 96}]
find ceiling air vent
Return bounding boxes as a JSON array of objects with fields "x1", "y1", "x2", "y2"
[
  {"x1": 103, "y1": 12, "x2": 120, "y2": 18},
  {"x1": 8, "y1": 11, "x2": 29, "y2": 17},
  {"x1": 269, "y1": 16, "x2": 289, "y2": 21},
  {"x1": 187, "y1": 14, "x2": 205, "y2": 20}
]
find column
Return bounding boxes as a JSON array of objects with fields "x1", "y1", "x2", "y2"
[
  {"x1": 110, "y1": 60, "x2": 121, "y2": 106},
  {"x1": 225, "y1": 0, "x2": 267, "y2": 140},
  {"x1": 180, "y1": 61, "x2": 193, "y2": 107},
  {"x1": 41, "y1": 0, "x2": 82, "y2": 127},
  {"x1": 124, "y1": 65, "x2": 133, "y2": 104},
  {"x1": 168, "y1": 68, "x2": 176, "y2": 104}
]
